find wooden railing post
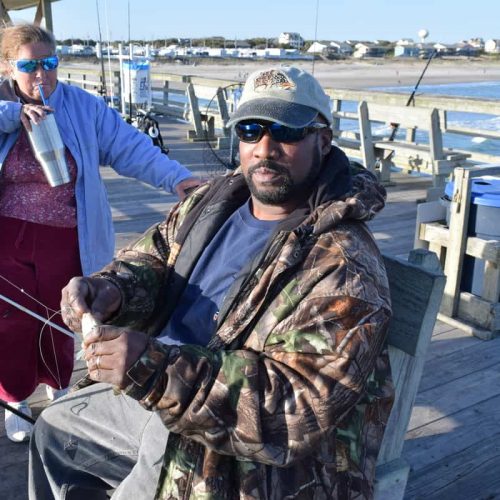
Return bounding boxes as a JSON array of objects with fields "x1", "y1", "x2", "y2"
[{"x1": 162, "y1": 81, "x2": 169, "y2": 108}]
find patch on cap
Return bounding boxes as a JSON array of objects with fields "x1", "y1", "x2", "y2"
[{"x1": 253, "y1": 69, "x2": 296, "y2": 92}]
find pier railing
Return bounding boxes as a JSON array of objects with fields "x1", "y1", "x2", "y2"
[{"x1": 58, "y1": 67, "x2": 500, "y2": 167}]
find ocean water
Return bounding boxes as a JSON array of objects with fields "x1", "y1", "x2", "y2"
[{"x1": 347, "y1": 81, "x2": 500, "y2": 158}]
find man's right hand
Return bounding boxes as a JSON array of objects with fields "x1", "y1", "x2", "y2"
[{"x1": 61, "y1": 277, "x2": 122, "y2": 333}]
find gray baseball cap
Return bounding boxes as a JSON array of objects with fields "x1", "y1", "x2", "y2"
[{"x1": 227, "y1": 66, "x2": 332, "y2": 128}]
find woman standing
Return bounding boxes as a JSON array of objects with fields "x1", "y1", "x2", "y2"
[{"x1": 0, "y1": 24, "x2": 198, "y2": 442}]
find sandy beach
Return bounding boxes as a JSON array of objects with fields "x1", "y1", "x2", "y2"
[{"x1": 146, "y1": 57, "x2": 500, "y2": 90}]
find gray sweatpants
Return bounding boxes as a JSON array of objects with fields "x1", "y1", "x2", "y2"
[{"x1": 29, "y1": 383, "x2": 169, "y2": 499}]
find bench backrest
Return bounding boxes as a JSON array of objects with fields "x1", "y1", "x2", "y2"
[
  {"x1": 358, "y1": 101, "x2": 445, "y2": 174},
  {"x1": 374, "y1": 249, "x2": 445, "y2": 499},
  {"x1": 366, "y1": 103, "x2": 436, "y2": 130}
]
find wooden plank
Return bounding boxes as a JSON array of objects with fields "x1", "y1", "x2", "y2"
[
  {"x1": 457, "y1": 292, "x2": 500, "y2": 332},
  {"x1": 437, "y1": 312, "x2": 496, "y2": 341},
  {"x1": 331, "y1": 110, "x2": 358, "y2": 120},
  {"x1": 378, "y1": 251, "x2": 444, "y2": 466},
  {"x1": 441, "y1": 167, "x2": 474, "y2": 316},
  {"x1": 419, "y1": 334, "x2": 500, "y2": 392},
  {"x1": 366, "y1": 103, "x2": 433, "y2": 129},
  {"x1": 467, "y1": 237, "x2": 500, "y2": 263},
  {"x1": 430, "y1": 320, "x2": 456, "y2": 336},
  {"x1": 405, "y1": 431, "x2": 500, "y2": 499},
  {"x1": 374, "y1": 458, "x2": 410, "y2": 500},
  {"x1": 382, "y1": 253, "x2": 445, "y2": 356},
  {"x1": 404, "y1": 392, "x2": 500, "y2": 472},
  {"x1": 427, "y1": 322, "x2": 482, "y2": 360},
  {"x1": 374, "y1": 142, "x2": 433, "y2": 155},
  {"x1": 358, "y1": 101, "x2": 377, "y2": 172},
  {"x1": 185, "y1": 83, "x2": 204, "y2": 138},
  {"x1": 330, "y1": 98, "x2": 341, "y2": 134},
  {"x1": 325, "y1": 88, "x2": 500, "y2": 115},
  {"x1": 445, "y1": 125, "x2": 500, "y2": 140},
  {"x1": 482, "y1": 259, "x2": 500, "y2": 303},
  {"x1": 408, "y1": 362, "x2": 500, "y2": 431}
]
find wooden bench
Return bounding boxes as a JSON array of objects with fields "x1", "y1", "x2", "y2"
[
  {"x1": 374, "y1": 249, "x2": 446, "y2": 499},
  {"x1": 185, "y1": 83, "x2": 231, "y2": 146},
  {"x1": 335, "y1": 101, "x2": 469, "y2": 199}
]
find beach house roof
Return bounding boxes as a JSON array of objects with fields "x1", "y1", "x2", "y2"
[
  {"x1": 307, "y1": 41, "x2": 327, "y2": 54},
  {"x1": 396, "y1": 38, "x2": 415, "y2": 46},
  {"x1": 329, "y1": 41, "x2": 353, "y2": 54}
]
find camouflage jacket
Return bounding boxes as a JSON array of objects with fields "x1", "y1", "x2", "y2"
[{"x1": 98, "y1": 147, "x2": 394, "y2": 499}]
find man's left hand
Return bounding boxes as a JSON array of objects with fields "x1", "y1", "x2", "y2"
[{"x1": 83, "y1": 325, "x2": 148, "y2": 388}]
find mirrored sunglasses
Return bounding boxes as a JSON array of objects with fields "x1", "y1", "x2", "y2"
[
  {"x1": 234, "y1": 120, "x2": 328, "y2": 144},
  {"x1": 11, "y1": 55, "x2": 59, "y2": 73}
]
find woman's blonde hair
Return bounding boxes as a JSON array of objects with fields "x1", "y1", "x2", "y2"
[{"x1": 0, "y1": 24, "x2": 56, "y2": 61}]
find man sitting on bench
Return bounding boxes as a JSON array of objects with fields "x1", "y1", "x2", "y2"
[{"x1": 29, "y1": 66, "x2": 394, "y2": 500}]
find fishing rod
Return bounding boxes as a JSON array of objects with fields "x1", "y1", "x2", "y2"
[
  {"x1": 95, "y1": 0, "x2": 107, "y2": 99},
  {"x1": 127, "y1": 0, "x2": 133, "y2": 120},
  {"x1": 0, "y1": 400, "x2": 35, "y2": 424},
  {"x1": 380, "y1": 49, "x2": 437, "y2": 166},
  {"x1": 386, "y1": 49, "x2": 437, "y2": 143}
]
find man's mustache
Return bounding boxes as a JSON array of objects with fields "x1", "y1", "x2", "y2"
[{"x1": 247, "y1": 160, "x2": 290, "y2": 177}]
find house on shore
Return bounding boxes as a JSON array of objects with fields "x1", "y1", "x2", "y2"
[
  {"x1": 278, "y1": 32, "x2": 304, "y2": 49},
  {"x1": 307, "y1": 41, "x2": 328, "y2": 55},
  {"x1": 353, "y1": 42, "x2": 388, "y2": 58},
  {"x1": 394, "y1": 42, "x2": 420, "y2": 57},
  {"x1": 329, "y1": 41, "x2": 353, "y2": 56},
  {"x1": 485, "y1": 39, "x2": 500, "y2": 53}
]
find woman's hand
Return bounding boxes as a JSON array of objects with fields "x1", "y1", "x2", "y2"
[
  {"x1": 20, "y1": 103, "x2": 53, "y2": 131},
  {"x1": 175, "y1": 177, "x2": 203, "y2": 200}
]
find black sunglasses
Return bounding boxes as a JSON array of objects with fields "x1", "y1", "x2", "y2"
[{"x1": 234, "y1": 120, "x2": 328, "y2": 144}]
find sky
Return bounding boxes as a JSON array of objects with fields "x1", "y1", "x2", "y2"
[{"x1": 9, "y1": 0, "x2": 500, "y2": 44}]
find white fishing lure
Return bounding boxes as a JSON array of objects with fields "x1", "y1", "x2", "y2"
[
  {"x1": 77, "y1": 313, "x2": 101, "y2": 360},
  {"x1": 81, "y1": 312, "x2": 100, "y2": 338}
]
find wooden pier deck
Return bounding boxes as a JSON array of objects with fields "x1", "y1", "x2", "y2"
[{"x1": 1, "y1": 117, "x2": 499, "y2": 500}]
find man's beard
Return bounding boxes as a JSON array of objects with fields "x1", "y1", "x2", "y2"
[{"x1": 245, "y1": 149, "x2": 321, "y2": 206}]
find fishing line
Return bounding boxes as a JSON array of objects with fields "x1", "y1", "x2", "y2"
[
  {"x1": 311, "y1": 0, "x2": 320, "y2": 75},
  {"x1": 0, "y1": 273, "x2": 58, "y2": 313},
  {"x1": 38, "y1": 307, "x2": 65, "y2": 389},
  {"x1": 0, "y1": 274, "x2": 77, "y2": 389},
  {"x1": 104, "y1": 0, "x2": 116, "y2": 107}
]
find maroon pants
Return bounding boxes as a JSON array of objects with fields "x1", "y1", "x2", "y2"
[{"x1": 0, "y1": 216, "x2": 82, "y2": 402}]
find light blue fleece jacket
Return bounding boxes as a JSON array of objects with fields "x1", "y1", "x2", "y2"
[{"x1": 0, "y1": 80, "x2": 193, "y2": 276}]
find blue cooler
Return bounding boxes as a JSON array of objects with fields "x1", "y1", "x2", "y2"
[{"x1": 445, "y1": 176, "x2": 500, "y2": 298}]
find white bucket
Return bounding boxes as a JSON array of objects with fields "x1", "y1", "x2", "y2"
[{"x1": 122, "y1": 59, "x2": 151, "y2": 105}]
